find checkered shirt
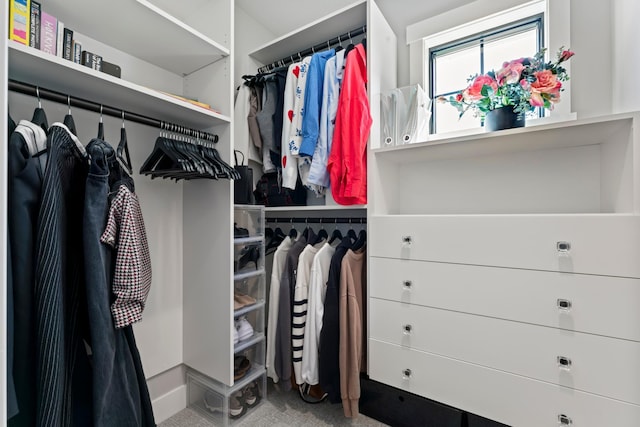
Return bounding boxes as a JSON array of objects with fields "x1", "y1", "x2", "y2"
[{"x1": 101, "y1": 185, "x2": 152, "y2": 329}]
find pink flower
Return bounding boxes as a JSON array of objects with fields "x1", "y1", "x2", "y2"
[
  {"x1": 465, "y1": 75, "x2": 497, "y2": 101},
  {"x1": 497, "y1": 59, "x2": 525, "y2": 85},
  {"x1": 530, "y1": 70, "x2": 563, "y2": 106},
  {"x1": 559, "y1": 50, "x2": 575, "y2": 62}
]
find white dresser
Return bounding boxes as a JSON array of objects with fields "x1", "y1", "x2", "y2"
[{"x1": 367, "y1": 113, "x2": 640, "y2": 426}]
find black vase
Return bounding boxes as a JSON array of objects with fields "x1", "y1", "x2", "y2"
[{"x1": 484, "y1": 106, "x2": 525, "y2": 132}]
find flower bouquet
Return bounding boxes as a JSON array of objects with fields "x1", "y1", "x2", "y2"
[{"x1": 438, "y1": 47, "x2": 575, "y2": 123}]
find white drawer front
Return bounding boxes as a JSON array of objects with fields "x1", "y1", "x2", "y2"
[
  {"x1": 370, "y1": 299, "x2": 640, "y2": 404},
  {"x1": 369, "y1": 257, "x2": 640, "y2": 341},
  {"x1": 370, "y1": 340, "x2": 640, "y2": 427},
  {"x1": 370, "y1": 215, "x2": 640, "y2": 278}
]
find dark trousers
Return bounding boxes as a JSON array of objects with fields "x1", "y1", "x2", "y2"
[
  {"x1": 84, "y1": 139, "x2": 156, "y2": 427},
  {"x1": 8, "y1": 130, "x2": 43, "y2": 427}
]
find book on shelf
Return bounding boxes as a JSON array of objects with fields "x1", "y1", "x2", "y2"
[
  {"x1": 56, "y1": 20, "x2": 64, "y2": 57},
  {"x1": 81, "y1": 51, "x2": 102, "y2": 71},
  {"x1": 72, "y1": 40, "x2": 82, "y2": 64},
  {"x1": 29, "y1": 1, "x2": 41, "y2": 49},
  {"x1": 39, "y1": 11, "x2": 56, "y2": 55},
  {"x1": 63, "y1": 27, "x2": 73, "y2": 61},
  {"x1": 9, "y1": 0, "x2": 31, "y2": 45}
]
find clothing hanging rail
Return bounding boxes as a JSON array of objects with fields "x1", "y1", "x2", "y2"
[
  {"x1": 8, "y1": 79, "x2": 219, "y2": 143},
  {"x1": 257, "y1": 25, "x2": 367, "y2": 74},
  {"x1": 266, "y1": 217, "x2": 366, "y2": 225}
]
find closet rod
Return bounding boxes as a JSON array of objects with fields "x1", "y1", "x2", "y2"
[
  {"x1": 8, "y1": 79, "x2": 219, "y2": 143},
  {"x1": 258, "y1": 25, "x2": 367, "y2": 73},
  {"x1": 266, "y1": 217, "x2": 366, "y2": 224}
]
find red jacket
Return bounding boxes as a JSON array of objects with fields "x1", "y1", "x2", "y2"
[{"x1": 328, "y1": 44, "x2": 371, "y2": 205}]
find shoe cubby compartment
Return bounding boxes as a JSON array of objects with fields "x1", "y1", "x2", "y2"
[
  {"x1": 234, "y1": 305, "x2": 265, "y2": 353},
  {"x1": 234, "y1": 205, "x2": 265, "y2": 238},
  {"x1": 187, "y1": 368, "x2": 266, "y2": 426},
  {"x1": 234, "y1": 335, "x2": 265, "y2": 379},
  {"x1": 234, "y1": 273, "x2": 265, "y2": 308},
  {"x1": 233, "y1": 239, "x2": 264, "y2": 274}
]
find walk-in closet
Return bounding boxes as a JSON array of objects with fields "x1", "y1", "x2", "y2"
[{"x1": 4, "y1": 0, "x2": 640, "y2": 426}]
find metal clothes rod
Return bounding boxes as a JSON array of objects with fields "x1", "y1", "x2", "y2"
[
  {"x1": 266, "y1": 217, "x2": 366, "y2": 224},
  {"x1": 258, "y1": 25, "x2": 367, "y2": 74},
  {"x1": 8, "y1": 79, "x2": 219, "y2": 143}
]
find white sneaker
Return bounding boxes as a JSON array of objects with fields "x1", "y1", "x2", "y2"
[
  {"x1": 234, "y1": 326, "x2": 239, "y2": 345},
  {"x1": 235, "y1": 317, "x2": 254, "y2": 342}
]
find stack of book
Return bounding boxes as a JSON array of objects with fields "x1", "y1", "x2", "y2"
[{"x1": 8, "y1": 0, "x2": 121, "y2": 78}]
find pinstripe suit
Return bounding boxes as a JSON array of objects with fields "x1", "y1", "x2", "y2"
[{"x1": 34, "y1": 123, "x2": 92, "y2": 427}]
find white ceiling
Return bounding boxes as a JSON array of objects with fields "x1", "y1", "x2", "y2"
[{"x1": 236, "y1": 0, "x2": 477, "y2": 39}]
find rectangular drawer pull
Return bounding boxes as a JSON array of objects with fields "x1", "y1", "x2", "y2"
[
  {"x1": 557, "y1": 299, "x2": 572, "y2": 311},
  {"x1": 558, "y1": 414, "x2": 573, "y2": 425},
  {"x1": 557, "y1": 241, "x2": 571, "y2": 253},
  {"x1": 557, "y1": 356, "x2": 572, "y2": 370}
]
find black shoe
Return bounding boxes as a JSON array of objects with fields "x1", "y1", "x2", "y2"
[
  {"x1": 236, "y1": 246, "x2": 260, "y2": 271},
  {"x1": 234, "y1": 223, "x2": 250, "y2": 237}
]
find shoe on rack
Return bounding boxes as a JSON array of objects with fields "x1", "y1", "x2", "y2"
[
  {"x1": 234, "y1": 292, "x2": 256, "y2": 310},
  {"x1": 235, "y1": 317, "x2": 254, "y2": 342},
  {"x1": 203, "y1": 390, "x2": 224, "y2": 414},
  {"x1": 243, "y1": 380, "x2": 262, "y2": 408},
  {"x1": 234, "y1": 355, "x2": 252, "y2": 380},
  {"x1": 234, "y1": 326, "x2": 239, "y2": 345},
  {"x1": 235, "y1": 245, "x2": 260, "y2": 271},
  {"x1": 234, "y1": 223, "x2": 250, "y2": 238},
  {"x1": 229, "y1": 390, "x2": 246, "y2": 418}
]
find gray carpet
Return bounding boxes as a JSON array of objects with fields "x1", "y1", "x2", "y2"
[{"x1": 160, "y1": 381, "x2": 388, "y2": 427}]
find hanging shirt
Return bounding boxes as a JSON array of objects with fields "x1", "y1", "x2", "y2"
[
  {"x1": 281, "y1": 63, "x2": 300, "y2": 191},
  {"x1": 256, "y1": 74, "x2": 278, "y2": 173},
  {"x1": 274, "y1": 236, "x2": 308, "y2": 390},
  {"x1": 308, "y1": 50, "x2": 346, "y2": 191},
  {"x1": 282, "y1": 56, "x2": 312, "y2": 190},
  {"x1": 299, "y1": 49, "x2": 335, "y2": 158},
  {"x1": 327, "y1": 44, "x2": 371, "y2": 205},
  {"x1": 292, "y1": 239, "x2": 325, "y2": 385},
  {"x1": 301, "y1": 241, "x2": 336, "y2": 385},
  {"x1": 266, "y1": 236, "x2": 293, "y2": 382},
  {"x1": 234, "y1": 84, "x2": 261, "y2": 165},
  {"x1": 339, "y1": 245, "x2": 367, "y2": 418},
  {"x1": 101, "y1": 185, "x2": 152, "y2": 329}
]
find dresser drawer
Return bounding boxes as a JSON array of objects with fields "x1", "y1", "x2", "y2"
[
  {"x1": 370, "y1": 340, "x2": 640, "y2": 427},
  {"x1": 370, "y1": 257, "x2": 640, "y2": 341},
  {"x1": 370, "y1": 299, "x2": 640, "y2": 404},
  {"x1": 370, "y1": 215, "x2": 640, "y2": 277}
]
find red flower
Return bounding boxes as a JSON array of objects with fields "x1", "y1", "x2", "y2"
[
  {"x1": 465, "y1": 75, "x2": 497, "y2": 101},
  {"x1": 559, "y1": 50, "x2": 575, "y2": 62}
]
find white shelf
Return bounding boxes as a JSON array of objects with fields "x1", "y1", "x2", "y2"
[
  {"x1": 8, "y1": 42, "x2": 230, "y2": 129},
  {"x1": 248, "y1": 0, "x2": 366, "y2": 64},
  {"x1": 233, "y1": 300, "x2": 265, "y2": 319},
  {"x1": 43, "y1": 0, "x2": 229, "y2": 75},
  {"x1": 373, "y1": 113, "x2": 637, "y2": 164},
  {"x1": 234, "y1": 332, "x2": 265, "y2": 354},
  {"x1": 233, "y1": 269, "x2": 265, "y2": 282}
]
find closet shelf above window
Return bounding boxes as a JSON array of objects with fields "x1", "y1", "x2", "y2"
[
  {"x1": 42, "y1": 0, "x2": 229, "y2": 75},
  {"x1": 248, "y1": 0, "x2": 366, "y2": 64},
  {"x1": 8, "y1": 41, "x2": 230, "y2": 129}
]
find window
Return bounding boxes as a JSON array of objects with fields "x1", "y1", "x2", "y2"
[{"x1": 429, "y1": 16, "x2": 543, "y2": 134}]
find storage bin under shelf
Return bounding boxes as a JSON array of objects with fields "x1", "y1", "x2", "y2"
[{"x1": 187, "y1": 368, "x2": 266, "y2": 427}]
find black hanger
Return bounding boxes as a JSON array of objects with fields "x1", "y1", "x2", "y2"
[
  {"x1": 328, "y1": 220, "x2": 343, "y2": 244},
  {"x1": 31, "y1": 86, "x2": 49, "y2": 133},
  {"x1": 288, "y1": 219, "x2": 298, "y2": 239},
  {"x1": 117, "y1": 111, "x2": 133, "y2": 175},
  {"x1": 97, "y1": 105, "x2": 105, "y2": 139},
  {"x1": 352, "y1": 229, "x2": 367, "y2": 252},
  {"x1": 62, "y1": 95, "x2": 78, "y2": 135},
  {"x1": 309, "y1": 220, "x2": 328, "y2": 245}
]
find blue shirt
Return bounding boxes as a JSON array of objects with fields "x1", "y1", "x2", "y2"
[{"x1": 299, "y1": 49, "x2": 335, "y2": 158}]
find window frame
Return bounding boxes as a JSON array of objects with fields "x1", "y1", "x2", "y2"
[{"x1": 429, "y1": 14, "x2": 544, "y2": 134}]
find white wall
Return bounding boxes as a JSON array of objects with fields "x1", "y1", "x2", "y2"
[
  {"x1": 233, "y1": 6, "x2": 276, "y2": 88},
  {"x1": 612, "y1": 0, "x2": 640, "y2": 113},
  {"x1": 404, "y1": 0, "x2": 617, "y2": 119}
]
